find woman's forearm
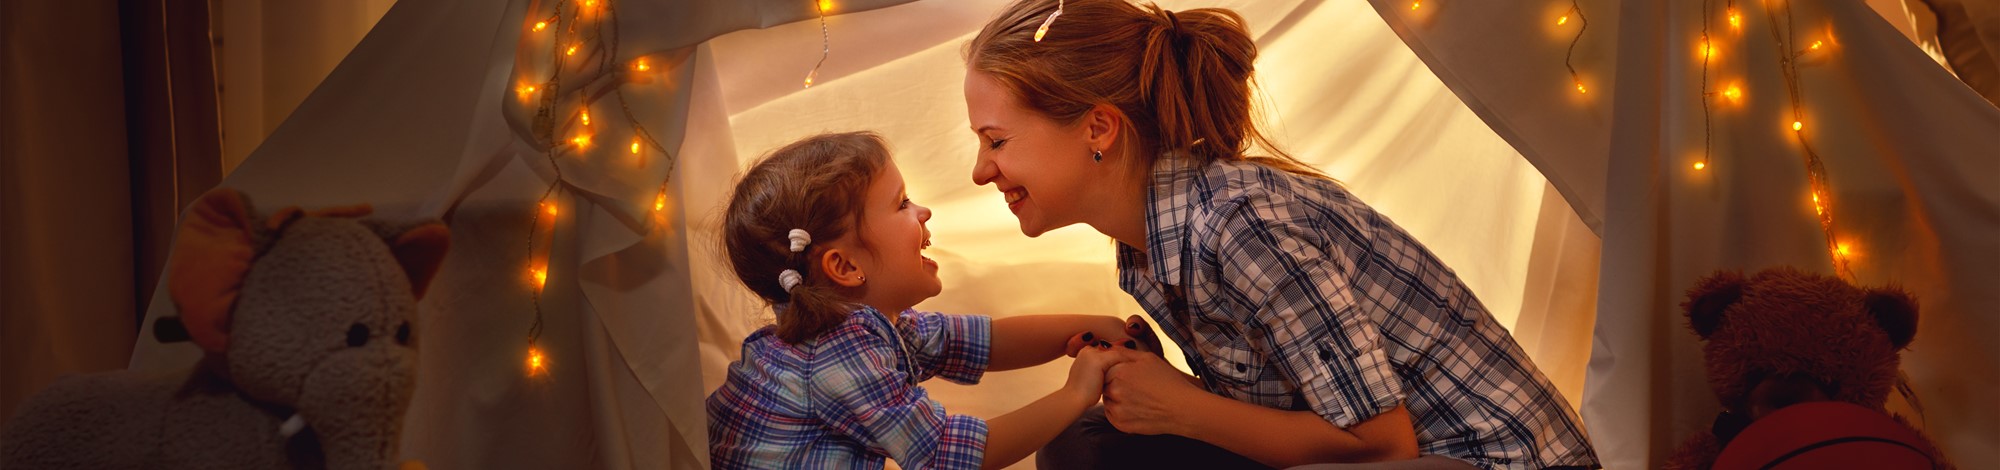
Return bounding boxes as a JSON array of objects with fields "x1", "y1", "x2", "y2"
[
  {"x1": 980, "y1": 385, "x2": 1096, "y2": 470},
  {"x1": 1175, "y1": 392, "x2": 1419, "y2": 467},
  {"x1": 987, "y1": 315, "x2": 1125, "y2": 371}
]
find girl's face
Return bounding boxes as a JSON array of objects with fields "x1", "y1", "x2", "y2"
[
  {"x1": 844, "y1": 161, "x2": 943, "y2": 312},
  {"x1": 964, "y1": 70, "x2": 1099, "y2": 237}
]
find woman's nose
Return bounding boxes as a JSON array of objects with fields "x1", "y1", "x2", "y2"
[{"x1": 971, "y1": 152, "x2": 997, "y2": 186}]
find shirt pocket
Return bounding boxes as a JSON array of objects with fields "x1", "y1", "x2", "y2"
[{"x1": 1199, "y1": 341, "x2": 1266, "y2": 391}]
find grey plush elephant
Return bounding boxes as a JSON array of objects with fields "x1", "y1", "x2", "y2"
[{"x1": 1, "y1": 188, "x2": 447, "y2": 469}]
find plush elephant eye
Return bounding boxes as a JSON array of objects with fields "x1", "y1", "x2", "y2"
[
  {"x1": 347, "y1": 323, "x2": 370, "y2": 347},
  {"x1": 395, "y1": 321, "x2": 412, "y2": 345}
]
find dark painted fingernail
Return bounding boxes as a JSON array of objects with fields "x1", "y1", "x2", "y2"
[
  {"x1": 1082, "y1": 332, "x2": 1095, "y2": 342},
  {"x1": 1123, "y1": 340, "x2": 1137, "y2": 349},
  {"x1": 1129, "y1": 322, "x2": 1143, "y2": 330}
]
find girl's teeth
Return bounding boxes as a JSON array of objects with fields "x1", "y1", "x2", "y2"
[{"x1": 1004, "y1": 190, "x2": 1025, "y2": 204}]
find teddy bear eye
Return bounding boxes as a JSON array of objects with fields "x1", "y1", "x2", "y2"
[
  {"x1": 395, "y1": 322, "x2": 411, "y2": 346},
  {"x1": 347, "y1": 323, "x2": 370, "y2": 347}
]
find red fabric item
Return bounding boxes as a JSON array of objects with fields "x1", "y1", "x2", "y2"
[{"x1": 1715, "y1": 401, "x2": 1935, "y2": 470}]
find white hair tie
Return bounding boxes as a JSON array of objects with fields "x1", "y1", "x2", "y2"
[
  {"x1": 787, "y1": 228, "x2": 812, "y2": 253},
  {"x1": 778, "y1": 269, "x2": 804, "y2": 292}
]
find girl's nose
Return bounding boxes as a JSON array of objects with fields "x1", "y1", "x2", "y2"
[{"x1": 915, "y1": 203, "x2": 932, "y2": 223}]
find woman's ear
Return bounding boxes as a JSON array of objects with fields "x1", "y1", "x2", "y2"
[
  {"x1": 1084, "y1": 104, "x2": 1124, "y2": 154},
  {"x1": 819, "y1": 248, "x2": 867, "y2": 288}
]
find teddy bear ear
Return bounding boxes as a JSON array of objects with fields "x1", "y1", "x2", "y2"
[
  {"x1": 1683, "y1": 270, "x2": 1747, "y2": 339},
  {"x1": 361, "y1": 219, "x2": 451, "y2": 300},
  {"x1": 1864, "y1": 285, "x2": 1919, "y2": 350},
  {"x1": 167, "y1": 188, "x2": 260, "y2": 354}
]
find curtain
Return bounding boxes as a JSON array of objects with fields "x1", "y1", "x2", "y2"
[{"x1": 1, "y1": 0, "x2": 221, "y2": 425}]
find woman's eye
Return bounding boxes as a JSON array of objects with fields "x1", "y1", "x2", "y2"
[{"x1": 987, "y1": 138, "x2": 1008, "y2": 150}]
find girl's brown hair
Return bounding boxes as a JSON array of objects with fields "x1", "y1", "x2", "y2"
[
  {"x1": 967, "y1": 0, "x2": 1322, "y2": 177},
  {"x1": 722, "y1": 132, "x2": 889, "y2": 343}
]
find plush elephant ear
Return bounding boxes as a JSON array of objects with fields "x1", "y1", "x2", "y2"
[
  {"x1": 1864, "y1": 285, "x2": 1919, "y2": 350},
  {"x1": 362, "y1": 219, "x2": 451, "y2": 299},
  {"x1": 167, "y1": 188, "x2": 260, "y2": 353},
  {"x1": 1684, "y1": 270, "x2": 1747, "y2": 339}
]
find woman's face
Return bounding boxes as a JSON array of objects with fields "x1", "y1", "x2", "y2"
[{"x1": 964, "y1": 70, "x2": 1100, "y2": 238}]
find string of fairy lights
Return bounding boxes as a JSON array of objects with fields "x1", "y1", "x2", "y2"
[
  {"x1": 1409, "y1": 0, "x2": 1856, "y2": 280},
  {"x1": 512, "y1": 0, "x2": 836, "y2": 377},
  {"x1": 514, "y1": 0, "x2": 684, "y2": 376}
]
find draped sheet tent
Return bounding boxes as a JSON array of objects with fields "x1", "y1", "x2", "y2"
[{"x1": 123, "y1": 0, "x2": 1997, "y2": 468}]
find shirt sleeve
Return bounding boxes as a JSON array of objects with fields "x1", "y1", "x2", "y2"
[
  {"x1": 1207, "y1": 199, "x2": 1406, "y2": 429},
  {"x1": 812, "y1": 323, "x2": 989, "y2": 469},
  {"x1": 897, "y1": 310, "x2": 991, "y2": 385}
]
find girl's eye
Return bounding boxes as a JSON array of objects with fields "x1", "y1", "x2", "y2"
[
  {"x1": 900, "y1": 198, "x2": 911, "y2": 209},
  {"x1": 987, "y1": 138, "x2": 1008, "y2": 150}
]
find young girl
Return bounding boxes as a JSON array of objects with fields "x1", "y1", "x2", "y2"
[{"x1": 706, "y1": 131, "x2": 1148, "y2": 469}]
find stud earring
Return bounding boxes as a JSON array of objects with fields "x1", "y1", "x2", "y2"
[{"x1": 1092, "y1": 149, "x2": 1102, "y2": 162}]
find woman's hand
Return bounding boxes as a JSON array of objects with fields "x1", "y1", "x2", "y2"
[
  {"x1": 1101, "y1": 351, "x2": 1204, "y2": 436},
  {"x1": 1063, "y1": 314, "x2": 1165, "y2": 358}
]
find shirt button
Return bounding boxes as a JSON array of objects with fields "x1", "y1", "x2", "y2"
[
  {"x1": 1319, "y1": 350, "x2": 1333, "y2": 360},
  {"x1": 1235, "y1": 363, "x2": 1248, "y2": 373}
]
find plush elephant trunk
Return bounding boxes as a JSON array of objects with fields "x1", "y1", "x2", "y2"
[{"x1": 297, "y1": 342, "x2": 417, "y2": 470}]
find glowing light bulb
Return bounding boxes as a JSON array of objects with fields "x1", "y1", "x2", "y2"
[
  {"x1": 1728, "y1": 9, "x2": 1741, "y2": 29},
  {"x1": 1792, "y1": 120, "x2": 1803, "y2": 131},
  {"x1": 567, "y1": 45, "x2": 578, "y2": 56},
  {"x1": 526, "y1": 347, "x2": 546, "y2": 375},
  {"x1": 1810, "y1": 41, "x2": 1822, "y2": 51},
  {"x1": 533, "y1": 268, "x2": 548, "y2": 288},
  {"x1": 634, "y1": 59, "x2": 649, "y2": 72},
  {"x1": 818, "y1": 0, "x2": 832, "y2": 12},
  {"x1": 1575, "y1": 82, "x2": 1586, "y2": 94},
  {"x1": 1835, "y1": 243, "x2": 1851, "y2": 256},
  {"x1": 517, "y1": 85, "x2": 537, "y2": 100},
  {"x1": 1411, "y1": 1, "x2": 1420, "y2": 10},
  {"x1": 1693, "y1": 161, "x2": 1707, "y2": 170},
  {"x1": 543, "y1": 203, "x2": 558, "y2": 217},
  {"x1": 655, "y1": 192, "x2": 666, "y2": 212},
  {"x1": 533, "y1": 21, "x2": 547, "y2": 32},
  {"x1": 572, "y1": 133, "x2": 592, "y2": 148},
  {"x1": 1557, "y1": 16, "x2": 1568, "y2": 25},
  {"x1": 1723, "y1": 84, "x2": 1742, "y2": 102},
  {"x1": 630, "y1": 140, "x2": 641, "y2": 154},
  {"x1": 803, "y1": 69, "x2": 818, "y2": 89},
  {"x1": 581, "y1": 110, "x2": 590, "y2": 126}
]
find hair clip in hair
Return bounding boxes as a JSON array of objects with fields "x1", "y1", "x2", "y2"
[
  {"x1": 787, "y1": 228, "x2": 812, "y2": 252},
  {"x1": 1034, "y1": 0, "x2": 1064, "y2": 42},
  {"x1": 778, "y1": 269, "x2": 804, "y2": 292}
]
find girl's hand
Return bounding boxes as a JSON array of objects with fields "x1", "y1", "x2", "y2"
[
  {"x1": 1061, "y1": 333, "x2": 1134, "y2": 401},
  {"x1": 1103, "y1": 352, "x2": 1203, "y2": 436}
]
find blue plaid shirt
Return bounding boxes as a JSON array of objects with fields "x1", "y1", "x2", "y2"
[
  {"x1": 1118, "y1": 155, "x2": 1598, "y2": 469},
  {"x1": 707, "y1": 307, "x2": 992, "y2": 469}
]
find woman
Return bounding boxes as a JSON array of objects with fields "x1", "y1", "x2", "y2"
[{"x1": 961, "y1": 0, "x2": 1599, "y2": 468}]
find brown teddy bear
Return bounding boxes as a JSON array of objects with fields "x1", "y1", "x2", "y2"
[
  {"x1": 0, "y1": 188, "x2": 447, "y2": 469},
  {"x1": 1666, "y1": 267, "x2": 1951, "y2": 469}
]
